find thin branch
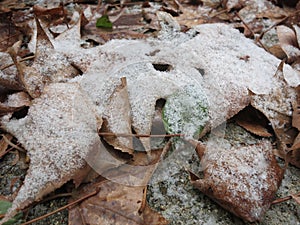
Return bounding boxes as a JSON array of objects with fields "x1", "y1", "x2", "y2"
[
  {"x1": 234, "y1": 12, "x2": 269, "y2": 52},
  {"x1": 98, "y1": 132, "x2": 184, "y2": 138},
  {"x1": 2, "y1": 134, "x2": 26, "y2": 153},
  {"x1": 20, "y1": 190, "x2": 99, "y2": 225},
  {"x1": 0, "y1": 55, "x2": 35, "y2": 71},
  {"x1": 272, "y1": 191, "x2": 300, "y2": 205}
]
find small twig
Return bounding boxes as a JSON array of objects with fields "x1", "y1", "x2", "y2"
[
  {"x1": 2, "y1": 134, "x2": 26, "y2": 153},
  {"x1": 234, "y1": 12, "x2": 269, "y2": 52},
  {"x1": 98, "y1": 132, "x2": 184, "y2": 138},
  {"x1": 0, "y1": 55, "x2": 35, "y2": 71},
  {"x1": 20, "y1": 189, "x2": 99, "y2": 225},
  {"x1": 272, "y1": 191, "x2": 300, "y2": 205}
]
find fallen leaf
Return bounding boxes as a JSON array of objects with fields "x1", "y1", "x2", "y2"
[
  {"x1": 234, "y1": 105, "x2": 273, "y2": 137},
  {"x1": 191, "y1": 139, "x2": 284, "y2": 222},
  {"x1": 0, "y1": 52, "x2": 23, "y2": 91},
  {"x1": 251, "y1": 61, "x2": 298, "y2": 152},
  {"x1": 0, "y1": 11, "x2": 22, "y2": 52},
  {"x1": 21, "y1": 18, "x2": 79, "y2": 97},
  {"x1": 101, "y1": 77, "x2": 133, "y2": 154},
  {"x1": 68, "y1": 177, "x2": 168, "y2": 225},
  {"x1": 277, "y1": 25, "x2": 300, "y2": 63},
  {"x1": 0, "y1": 82, "x2": 102, "y2": 223}
]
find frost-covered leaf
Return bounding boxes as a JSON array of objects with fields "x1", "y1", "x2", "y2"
[
  {"x1": 0, "y1": 52, "x2": 23, "y2": 91},
  {"x1": 22, "y1": 19, "x2": 79, "y2": 97},
  {"x1": 0, "y1": 83, "x2": 101, "y2": 223},
  {"x1": 192, "y1": 139, "x2": 283, "y2": 222},
  {"x1": 251, "y1": 62, "x2": 297, "y2": 151}
]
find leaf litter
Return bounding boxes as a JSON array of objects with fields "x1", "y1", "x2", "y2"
[{"x1": 0, "y1": 0, "x2": 300, "y2": 224}]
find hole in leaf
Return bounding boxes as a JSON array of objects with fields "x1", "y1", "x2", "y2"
[
  {"x1": 152, "y1": 63, "x2": 172, "y2": 72},
  {"x1": 131, "y1": 126, "x2": 145, "y2": 152},
  {"x1": 12, "y1": 106, "x2": 29, "y2": 119},
  {"x1": 195, "y1": 68, "x2": 205, "y2": 76}
]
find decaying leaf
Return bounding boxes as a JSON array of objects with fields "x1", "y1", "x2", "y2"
[
  {"x1": 0, "y1": 83, "x2": 101, "y2": 223},
  {"x1": 69, "y1": 177, "x2": 168, "y2": 225},
  {"x1": 192, "y1": 139, "x2": 284, "y2": 222}
]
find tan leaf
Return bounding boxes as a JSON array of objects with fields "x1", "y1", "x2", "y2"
[
  {"x1": 191, "y1": 139, "x2": 284, "y2": 222},
  {"x1": 277, "y1": 25, "x2": 300, "y2": 62},
  {"x1": 69, "y1": 177, "x2": 168, "y2": 225},
  {"x1": 101, "y1": 77, "x2": 133, "y2": 155}
]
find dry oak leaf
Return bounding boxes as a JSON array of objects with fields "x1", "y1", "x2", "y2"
[
  {"x1": 21, "y1": 18, "x2": 79, "y2": 98},
  {"x1": 68, "y1": 177, "x2": 168, "y2": 225},
  {"x1": 192, "y1": 139, "x2": 284, "y2": 222},
  {"x1": 0, "y1": 82, "x2": 102, "y2": 224}
]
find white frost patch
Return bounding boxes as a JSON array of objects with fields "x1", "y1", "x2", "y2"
[{"x1": 1, "y1": 83, "x2": 101, "y2": 221}]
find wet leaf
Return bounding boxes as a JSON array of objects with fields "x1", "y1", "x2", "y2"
[{"x1": 96, "y1": 15, "x2": 113, "y2": 29}]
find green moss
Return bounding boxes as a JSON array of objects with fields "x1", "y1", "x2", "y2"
[{"x1": 162, "y1": 84, "x2": 209, "y2": 139}]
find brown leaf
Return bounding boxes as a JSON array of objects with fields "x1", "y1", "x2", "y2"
[
  {"x1": 191, "y1": 139, "x2": 284, "y2": 222},
  {"x1": 101, "y1": 77, "x2": 134, "y2": 155},
  {"x1": 69, "y1": 177, "x2": 168, "y2": 225},
  {"x1": 277, "y1": 25, "x2": 300, "y2": 62},
  {"x1": 0, "y1": 11, "x2": 22, "y2": 52},
  {"x1": 234, "y1": 105, "x2": 273, "y2": 137},
  {"x1": 292, "y1": 86, "x2": 300, "y2": 130},
  {"x1": 251, "y1": 62, "x2": 298, "y2": 152},
  {"x1": 268, "y1": 44, "x2": 287, "y2": 60}
]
